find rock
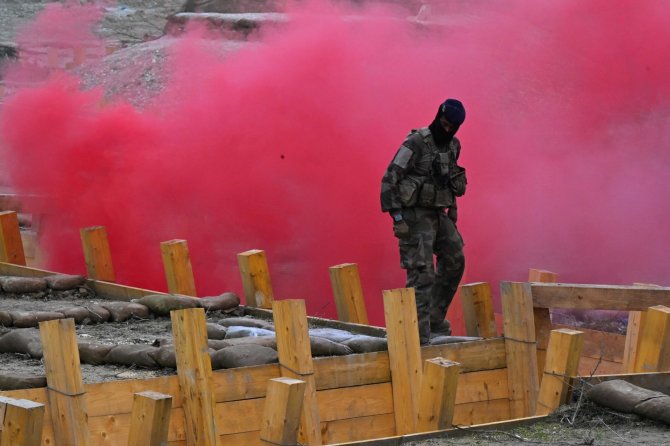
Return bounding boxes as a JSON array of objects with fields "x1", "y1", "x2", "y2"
[
  {"x1": 78, "y1": 342, "x2": 114, "y2": 365},
  {"x1": 225, "y1": 326, "x2": 275, "y2": 338},
  {"x1": 9, "y1": 311, "x2": 64, "y2": 328},
  {"x1": 200, "y1": 292, "x2": 240, "y2": 312},
  {"x1": 206, "y1": 323, "x2": 227, "y2": 340},
  {"x1": 308, "y1": 327, "x2": 355, "y2": 343},
  {"x1": 132, "y1": 294, "x2": 201, "y2": 316},
  {"x1": 210, "y1": 344, "x2": 278, "y2": 369},
  {"x1": 100, "y1": 301, "x2": 151, "y2": 322},
  {"x1": 342, "y1": 335, "x2": 388, "y2": 353},
  {"x1": 0, "y1": 328, "x2": 43, "y2": 358},
  {"x1": 44, "y1": 274, "x2": 86, "y2": 291},
  {"x1": 104, "y1": 344, "x2": 160, "y2": 368},
  {"x1": 0, "y1": 276, "x2": 47, "y2": 293},
  {"x1": 310, "y1": 337, "x2": 353, "y2": 356},
  {"x1": 218, "y1": 317, "x2": 273, "y2": 329},
  {"x1": 0, "y1": 373, "x2": 46, "y2": 390}
]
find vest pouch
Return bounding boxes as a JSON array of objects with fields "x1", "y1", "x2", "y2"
[
  {"x1": 434, "y1": 188, "x2": 454, "y2": 208},
  {"x1": 450, "y1": 165, "x2": 467, "y2": 197},
  {"x1": 418, "y1": 183, "x2": 436, "y2": 206},
  {"x1": 437, "y1": 152, "x2": 451, "y2": 176},
  {"x1": 398, "y1": 177, "x2": 420, "y2": 206}
]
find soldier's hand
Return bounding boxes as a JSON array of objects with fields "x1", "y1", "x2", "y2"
[
  {"x1": 447, "y1": 207, "x2": 458, "y2": 224},
  {"x1": 393, "y1": 220, "x2": 410, "y2": 238}
]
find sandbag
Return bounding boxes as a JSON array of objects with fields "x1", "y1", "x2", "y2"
[
  {"x1": 210, "y1": 344, "x2": 278, "y2": 370},
  {"x1": 100, "y1": 302, "x2": 151, "y2": 322},
  {"x1": 430, "y1": 335, "x2": 482, "y2": 346},
  {"x1": 0, "y1": 311, "x2": 12, "y2": 327},
  {"x1": 218, "y1": 317, "x2": 273, "y2": 329},
  {"x1": 9, "y1": 311, "x2": 64, "y2": 328},
  {"x1": 222, "y1": 335, "x2": 277, "y2": 350},
  {"x1": 634, "y1": 395, "x2": 670, "y2": 424},
  {"x1": 59, "y1": 306, "x2": 93, "y2": 324},
  {"x1": 589, "y1": 379, "x2": 670, "y2": 423},
  {"x1": 225, "y1": 326, "x2": 275, "y2": 338},
  {"x1": 0, "y1": 276, "x2": 47, "y2": 293},
  {"x1": 44, "y1": 274, "x2": 86, "y2": 291},
  {"x1": 78, "y1": 342, "x2": 114, "y2": 365},
  {"x1": 200, "y1": 292, "x2": 240, "y2": 312},
  {"x1": 150, "y1": 346, "x2": 177, "y2": 369},
  {"x1": 132, "y1": 294, "x2": 200, "y2": 316},
  {"x1": 0, "y1": 373, "x2": 47, "y2": 390},
  {"x1": 0, "y1": 328, "x2": 43, "y2": 358},
  {"x1": 342, "y1": 335, "x2": 388, "y2": 353},
  {"x1": 104, "y1": 344, "x2": 159, "y2": 368},
  {"x1": 207, "y1": 339, "x2": 232, "y2": 350},
  {"x1": 84, "y1": 304, "x2": 111, "y2": 323},
  {"x1": 308, "y1": 327, "x2": 355, "y2": 343},
  {"x1": 310, "y1": 337, "x2": 353, "y2": 356},
  {"x1": 206, "y1": 323, "x2": 227, "y2": 340}
]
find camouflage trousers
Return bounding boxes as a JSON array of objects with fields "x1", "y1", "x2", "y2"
[{"x1": 397, "y1": 207, "x2": 465, "y2": 344}]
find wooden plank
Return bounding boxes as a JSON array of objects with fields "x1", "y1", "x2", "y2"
[
  {"x1": 528, "y1": 269, "x2": 557, "y2": 283},
  {"x1": 634, "y1": 305, "x2": 670, "y2": 372},
  {"x1": 237, "y1": 250, "x2": 274, "y2": 309},
  {"x1": 272, "y1": 299, "x2": 321, "y2": 445},
  {"x1": 38, "y1": 318, "x2": 90, "y2": 446},
  {"x1": 578, "y1": 371, "x2": 670, "y2": 394},
  {"x1": 0, "y1": 211, "x2": 26, "y2": 265},
  {"x1": 529, "y1": 268, "x2": 556, "y2": 383},
  {"x1": 87, "y1": 280, "x2": 169, "y2": 302},
  {"x1": 452, "y1": 398, "x2": 511, "y2": 426},
  {"x1": 260, "y1": 378, "x2": 305, "y2": 445},
  {"x1": 576, "y1": 356, "x2": 622, "y2": 376},
  {"x1": 623, "y1": 311, "x2": 645, "y2": 373},
  {"x1": 320, "y1": 413, "x2": 396, "y2": 445},
  {"x1": 170, "y1": 308, "x2": 219, "y2": 446},
  {"x1": 317, "y1": 383, "x2": 393, "y2": 422},
  {"x1": 421, "y1": 338, "x2": 507, "y2": 373},
  {"x1": 460, "y1": 283, "x2": 497, "y2": 338},
  {"x1": 500, "y1": 282, "x2": 539, "y2": 418},
  {"x1": 382, "y1": 288, "x2": 422, "y2": 435},
  {"x1": 552, "y1": 323, "x2": 625, "y2": 363},
  {"x1": 80, "y1": 226, "x2": 115, "y2": 282},
  {"x1": 455, "y1": 369, "x2": 508, "y2": 404},
  {"x1": 530, "y1": 283, "x2": 670, "y2": 310},
  {"x1": 160, "y1": 239, "x2": 197, "y2": 296},
  {"x1": 536, "y1": 329, "x2": 583, "y2": 415},
  {"x1": 127, "y1": 391, "x2": 173, "y2": 446},
  {"x1": 416, "y1": 358, "x2": 460, "y2": 432},
  {"x1": 329, "y1": 263, "x2": 369, "y2": 324},
  {"x1": 0, "y1": 396, "x2": 44, "y2": 446}
]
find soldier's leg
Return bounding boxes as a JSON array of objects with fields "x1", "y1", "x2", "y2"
[{"x1": 431, "y1": 211, "x2": 465, "y2": 329}]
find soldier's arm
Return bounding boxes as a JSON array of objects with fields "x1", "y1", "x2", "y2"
[{"x1": 380, "y1": 135, "x2": 421, "y2": 213}]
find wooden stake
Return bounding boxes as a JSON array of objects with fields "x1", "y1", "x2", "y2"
[
  {"x1": 38, "y1": 318, "x2": 90, "y2": 446},
  {"x1": 260, "y1": 377, "x2": 306, "y2": 446},
  {"x1": 537, "y1": 329, "x2": 584, "y2": 415},
  {"x1": 127, "y1": 391, "x2": 173, "y2": 446},
  {"x1": 501, "y1": 282, "x2": 539, "y2": 418},
  {"x1": 383, "y1": 288, "x2": 423, "y2": 435},
  {"x1": 416, "y1": 357, "x2": 460, "y2": 432},
  {"x1": 634, "y1": 305, "x2": 670, "y2": 373},
  {"x1": 528, "y1": 269, "x2": 558, "y2": 283},
  {"x1": 80, "y1": 226, "x2": 115, "y2": 282},
  {"x1": 623, "y1": 284, "x2": 660, "y2": 372},
  {"x1": 170, "y1": 308, "x2": 219, "y2": 446},
  {"x1": 160, "y1": 239, "x2": 197, "y2": 296},
  {"x1": 0, "y1": 396, "x2": 45, "y2": 446},
  {"x1": 328, "y1": 263, "x2": 369, "y2": 324},
  {"x1": 237, "y1": 249, "x2": 274, "y2": 308},
  {"x1": 528, "y1": 269, "x2": 557, "y2": 384},
  {"x1": 460, "y1": 282, "x2": 497, "y2": 338},
  {"x1": 0, "y1": 211, "x2": 26, "y2": 265}
]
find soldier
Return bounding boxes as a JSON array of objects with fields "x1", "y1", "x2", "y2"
[{"x1": 380, "y1": 98, "x2": 467, "y2": 345}]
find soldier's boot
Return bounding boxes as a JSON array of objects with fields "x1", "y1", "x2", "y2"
[{"x1": 430, "y1": 319, "x2": 452, "y2": 336}]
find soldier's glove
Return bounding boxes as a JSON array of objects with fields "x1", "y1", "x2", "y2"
[
  {"x1": 391, "y1": 212, "x2": 410, "y2": 238},
  {"x1": 447, "y1": 207, "x2": 458, "y2": 224}
]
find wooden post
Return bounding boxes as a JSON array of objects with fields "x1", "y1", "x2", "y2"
[
  {"x1": 260, "y1": 377, "x2": 306, "y2": 446},
  {"x1": 501, "y1": 282, "x2": 539, "y2": 418},
  {"x1": 383, "y1": 288, "x2": 423, "y2": 435},
  {"x1": 38, "y1": 318, "x2": 90, "y2": 446},
  {"x1": 127, "y1": 391, "x2": 173, "y2": 446},
  {"x1": 160, "y1": 239, "x2": 197, "y2": 296},
  {"x1": 80, "y1": 226, "x2": 115, "y2": 282},
  {"x1": 634, "y1": 305, "x2": 670, "y2": 373},
  {"x1": 529, "y1": 268, "x2": 557, "y2": 383},
  {"x1": 237, "y1": 249, "x2": 274, "y2": 309},
  {"x1": 536, "y1": 329, "x2": 584, "y2": 415},
  {"x1": 460, "y1": 282, "x2": 496, "y2": 338},
  {"x1": 170, "y1": 308, "x2": 219, "y2": 446},
  {"x1": 416, "y1": 358, "x2": 460, "y2": 432},
  {"x1": 0, "y1": 396, "x2": 45, "y2": 446},
  {"x1": 528, "y1": 269, "x2": 558, "y2": 283},
  {"x1": 623, "y1": 284, "x2": 660, "y2": 372},
  {"x1": 272, "y1": 300, "x2": 321, "y2": 445},
  {"x1": 0, "y1": 211, "x2": 26, "y2": 265},
  {"x1": 328, "y1": 263, "x2": 369, "y2": 324}
]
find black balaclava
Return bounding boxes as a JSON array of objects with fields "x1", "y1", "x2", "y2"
[{"x1": 428, "y1": 98, "x2": 466, "y2": 146}]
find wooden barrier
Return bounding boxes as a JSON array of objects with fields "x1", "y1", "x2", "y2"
[
  {"x1": 634, "y1": 305, "x2": 670, "y2": 373},
  {"x1": 237, "y1": 250, "x2": 274, "y2": 309},
  {"x1": 528, "y1": 269, "x2": 557, "y2": 382},
  {"x1": 0, "y1": 211, "x2": 26, "y2": 265},
  {"x1": 460, "y1": 282, "x2": 496, "y2": 338},
  {"x1": 382, "y1": 288, "x2": 422, "y2": 435},
  {"x1": 127, "y1": 391, "x2": 172, "y2": 446},
  {"x1": 536, "y1": 329, "x2": 583, "y2": 415},
  {"x1": 0, "y1": 396, "x2": 45, "y2": 446},
  {"x1": 329, "y1": 263, "x2": 369, "y2": 324},
  {"x1": 160, "y1": 239, "x2": 197, "y2": 296},
  {"x1": 416, "y1": 358, "x2": 460, "y2": 432},
  {"x1": 80, "y1": 226, "x2": 115, "y2": 282},
  {"x1": 530, "y1": 283, "x2": 670, "y2": 310},
  {"x1": 623, "y1": 284, "x2": 660, "y2": 373},
  {"x1": 260, "y1": 378, "x2": 306, "y2": 445}
]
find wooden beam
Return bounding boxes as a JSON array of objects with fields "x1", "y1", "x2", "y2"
[
  {"x1": 528, "y1": 269, "x2": 557, "y2": 384},
  {"x1": 38, "y1": 318, "x2": 90, "y2": 445},
  {"x1": 260, "y1": 377, "x2": 306, "y2": 445},
  {"x1": 0, "y1": 396, "x2": 45, "y2": 446},
  {"x1": 623, "y1": 311, "x2": 646, "y2": 373},
  {"x1": 536, "y1": 329, "x2": 583, "y2": 415},
  {"x1": 528, "y1": 269, "x2": 558, "y2": 283},
  {"x1": 634, "y1": 305, "x2": 670, "y2": 373},
  {"x1": 0, "y1": 211, "x2": 26, "y2": 265},
  {"x1": 80, "y1": 226, "x2": 115, "y2": 282},
  {"x1": 170, "y1": 308, "x2": 219, "y2": 446},
  {"x1": 460, "y1": 282, "x2": 497, "y2": 338},
  {"x1": 530, "y1": 283, "x2": 670, "y2": 310},
  {"x1": 272, "y1": 299, "x2": 322, "y2": 445},
  {"x1": 416, "y1": 357, "x2": 460, "y2": 432},
  {"x1": 501, "y1": 282, "x2": 539, "y2": 418},
  {"x1": 160, "y1": 239, "x2": 197, "y2": 296},
  {"x1": 329, "y1": 263, "x2": 369, "y2": 324},
  {"x1": 237, "y1": 249, "x2": 274, "y2": 309},
  {"x1": 382, "y1": 288, "x2": 422, "y2": 435},
  {"x1": 127, "y1": 391, "x2": 172, "y2": 446}
]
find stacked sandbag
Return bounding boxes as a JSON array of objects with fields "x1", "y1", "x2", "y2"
[{"x1": 589, "y1": 379, "x2": 670, "y2": 424}]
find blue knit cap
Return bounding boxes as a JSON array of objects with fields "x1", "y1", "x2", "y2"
[{"x1": 441, "y1": 99, "x2": 466, "y2": 125}]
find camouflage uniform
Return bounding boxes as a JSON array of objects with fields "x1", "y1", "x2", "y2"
[{"x1": 381, "y1": 127, "x2": 466, "y2": 344}]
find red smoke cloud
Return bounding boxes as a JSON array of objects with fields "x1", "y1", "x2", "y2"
[{"x1": 1, "y1": 0, "x2": 668, "y2": 327}]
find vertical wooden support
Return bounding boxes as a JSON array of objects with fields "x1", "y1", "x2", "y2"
[
  {"x1": 633, "y1": 305, "x2": 670, "y2": 373},
  {"x1": 170, "y1": 308, "x2": 219, "y2": 446},
  {"x1": 260, "y1": 377, "x2": 306, "y2": 446},
  {"x1": 501, "y1": 282, "x2": 539, "y2": 418},
  {"x1": 237, "y1": 249, "x2": 274, "y2": 309},
  {"x1": 529, "y1": 268, "x2": 557, "y2": 383},
  {"x1": 272, "y1": 300, "x2": 321, "y2": 445},
  {"x1": 623, "y1": 284, "x2": 659, "y2": 372},
  {"x1": 160, "y1": 239, "x2": 197, "y2": 296},
  {"x1": 0, "y1": 211, "x2": 26, "y2": 265},
  {"x1": 460, "y1": 282, "x2": 497, "y2": 338},
  {"x1": 0, "y1": 396, "x2": 45, "y2": 446},
  {"x1": 328, "y1": 263, "x2": 369, "y2": 324},
  {"x1": 383, "y1": 288, "x2": 423, "y2": 435},
  {"x1": 80, "y1": 226, "x2": 115, "y2": 282},
  {"x1": 536, "y1": 329, "x2": 584, "y2": 415},
  {"x1": 416, "y1": 358, "x2": 460, "y2": 432},
  {"x1": 127, "y1": 391, "x2": 173, "y2": 446},
  {"x1": 38, "y1": 318, "x2": 89, "y2": 446}
]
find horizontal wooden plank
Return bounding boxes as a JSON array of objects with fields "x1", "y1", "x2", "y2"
[
  {"x1": 0, "y1": 262, "x2": 55, "y2": 277},
  {"x1": 452, "y1": 398, "x2": 511, "y2": 426},
  {"x1": 318, "y1": 383, "x2": 394, "y2": 422},
  {"x1": 536, "y1": 324, "x2": 625, "y2": 364},
  {"x1": 577, "y1": 356, "x2": 622, "y2": 376},
  {"x1": 455, "y1": 368, "x2": 508, "y2": 404},
  {"x1": 315, "y1": 351, "x2": 390, "y2": 389},
  {"x1": 321, "y1": 413, "x2": 396, "y2": 444},
  {"x1": 578, "y1": 371, "x2": 670, "y2": 394},
  {"x1": 531, "y1": 283, "x2": 670, "y2": 311},
  {"x1": 89, "y1": 280, "x2": 168, "y2": 301},
  {"x1": 422, "y1": 338, "x2": 507, "y2": 372}
]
